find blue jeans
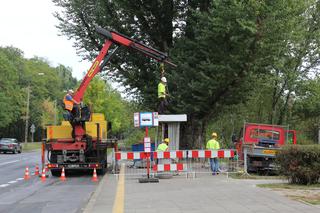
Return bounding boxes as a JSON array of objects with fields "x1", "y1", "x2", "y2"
[{"x1": 209, "y1": 158, "x2": 219, "y2": 173}]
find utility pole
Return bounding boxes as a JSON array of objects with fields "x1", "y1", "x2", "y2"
[
  {"x1": 24, "y1": 85, "x2": 30, "y2": 143},
  {"x1": 23, "y1": 73, "x2": 43, "y2": 143}
]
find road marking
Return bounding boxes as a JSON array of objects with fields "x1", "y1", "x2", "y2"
[
  {"x1": 0, "y1": 184, "x2": 9, "y2": 188},
  {"x1": 112, "y1": 164, "x2": 125, "y2": 213},
  {"x1": 16, "y1": 178, "x2": 24, "y2": 181},
  {"x1": 0, "y1": 160, "x2": 19, "y2": 166},
  {"x1": 7, "y1": 181, "x2": 17, "y2": 184}
]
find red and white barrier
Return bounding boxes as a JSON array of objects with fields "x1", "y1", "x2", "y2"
[
  {"x1": 115, "y1": 149, "x2": 235, "y2": 160},
  {"x1": 187, "y1": 150, "x2": 234, "y2": 158},
  {"x1": 115, "y1": 152, "x2": 149, "y2": 160},
  {"x1": 153, "y1": 151, "x2": 185, "y2": 159},
  {"x1": 153, "y1": 163, "x2": 187, "y2": 172}
]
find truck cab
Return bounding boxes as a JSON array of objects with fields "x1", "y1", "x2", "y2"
[{"x1": 235, "y1": 123, "x2": 296, "y2": 172}]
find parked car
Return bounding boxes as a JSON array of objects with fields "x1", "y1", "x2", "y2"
[{"x1": 0, "y1": 138, "x2": 22, "y2": 154}]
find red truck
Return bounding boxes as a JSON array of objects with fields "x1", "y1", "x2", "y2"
[
  {"x1": 234, "y1": 123, "x2": 297, "y2": 172},
  {"x1": 45, "y1": 26, "x2": 175, "y2": 176}
]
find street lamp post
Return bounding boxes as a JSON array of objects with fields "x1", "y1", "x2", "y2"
[
  {"x1": 24, "y1": 73, "x2": 45, "y2": 143},
  {"x1": 24, "y1": 85, "x2": 30, "y2": 143}
]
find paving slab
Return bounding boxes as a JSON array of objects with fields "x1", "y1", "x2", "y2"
[{"x1": 84, "y1": 174, "x2": 320, "y2": 213}]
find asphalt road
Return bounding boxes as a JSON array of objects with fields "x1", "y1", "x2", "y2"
[{"x1": 0, "y1": 151, "x2": 99, "y2": 213}]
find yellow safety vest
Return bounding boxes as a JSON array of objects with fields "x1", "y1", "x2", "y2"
[
  {"x1": 158, "y1": 82, "x2": 166, "y2": 98},
  {"x1": 206, "y1": 139, "x2": 220, "y2": 150},
  {"x1": 63, "y1": 95, "x2": 73, "y2": 111},
  {"x1": 157, "y1": 143, "x2": 168, "y2": 151}
]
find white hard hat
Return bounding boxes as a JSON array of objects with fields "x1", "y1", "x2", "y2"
[
  {"x1": 68, "y1": 89, "x2": 74, "y2": 93},
  {"x1": 161, "y1": 77, "x2": 167, "y2": 83}
]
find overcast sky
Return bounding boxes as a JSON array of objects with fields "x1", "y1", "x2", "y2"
[{"x1": 0, "y1": 0, "x2": 91, "y2": 80}]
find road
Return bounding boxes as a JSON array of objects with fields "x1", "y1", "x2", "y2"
[{"x1": 0, "y1": 151, "x2": 99, "y2": 213}]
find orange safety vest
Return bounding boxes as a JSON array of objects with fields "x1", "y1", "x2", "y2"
[{"x1": 63, "y1": 95, "x2": 74, "y2": 111}]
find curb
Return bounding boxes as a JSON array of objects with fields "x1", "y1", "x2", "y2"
[{"x1": 83, "y1": 174, "x2": 107, "y2": 213}]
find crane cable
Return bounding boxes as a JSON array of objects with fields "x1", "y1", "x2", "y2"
[{"x1": 160, "y1": 63, "x2": 165, "y2": 77}]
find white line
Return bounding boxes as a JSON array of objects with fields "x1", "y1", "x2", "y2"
[
  {"x1": 7, "y1": 181, "x2": 17, "y2": 184},
  {"x1": 0, "y1": 160, "x2": 20, "y2": 166},
  {"x1": 0, "y1": 184, "x2": 9, "y2": 188},
  {"x1": 16, "y1": 178, "x2": 24, "y2": 181}
]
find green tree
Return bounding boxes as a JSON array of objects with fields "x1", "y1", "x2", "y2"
[
  {"x1": 0, "y1": 49, "x2": 22, "y2": 128},
  {"x1": 83, "y1": 77, "x2": 132, "y2": 134},
  {"x1": 53, "y1": 0, "x2": 320, "y2": 148},
  {"x1": 0, "y1": 46, "x2": 78, "y2": 141},
  {"x1": 41, "y1": 98, "x2": 56, "y2": 127}
]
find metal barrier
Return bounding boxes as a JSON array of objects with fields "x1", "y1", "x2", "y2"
[
  {"x1": 185, "y1": 150, "x2": 240, "y2": 178},
  {"x1": 114, "y1": 149, "x2": 240, "y2": 179}
]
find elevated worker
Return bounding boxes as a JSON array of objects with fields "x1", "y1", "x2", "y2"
[
  {"x1": 63, "y1": 89, "x2": 80, "y2": 121},
  {"x1": 206, "y1": 132, "x2": 220, "y2": 175},
  {"x1": 158, "y1": 77, "x2": 169, "y2": 114},
  {"x1": 157, "y1": 138, "x2": 170, "y2": 151}
]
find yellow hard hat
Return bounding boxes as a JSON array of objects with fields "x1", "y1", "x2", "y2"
[
  {"x1": 212, "y1": 132, "x2": 218, "y2": 137},
  {"x1": 164, "y1": 138, "x2": 170, "y2": 143}
]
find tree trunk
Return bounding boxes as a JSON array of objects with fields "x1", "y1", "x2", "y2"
[
  {"x1": 180, "y1": 116, "x2": 207, "y2": 149},
  {"x1": 277, "y1": 90, "x2": 292, "y2": 125}
]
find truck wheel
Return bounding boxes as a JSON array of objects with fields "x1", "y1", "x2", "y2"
[{"x1": 51, "y1": 169, "x2": 61, "y2": 177}]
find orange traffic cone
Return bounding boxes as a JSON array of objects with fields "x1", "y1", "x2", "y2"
[
  {"x1": 41, "y1": 169, "x2": 46, "y2": 182},
  {"x1": 24, "y1": 167, "x2": 30, "y2": 180},
  {"x1": 34, "y1": 165, "x2": 40, "y2": 176},
  {"x1": 60, "y1": 167, "x2": 66, "y2": 181},
  {"x1": 92, "y1": 168, "x2": 98, "y2": 182}
]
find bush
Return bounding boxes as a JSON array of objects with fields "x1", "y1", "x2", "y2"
[{"x1": 276, "y1": 145, "x2": 320, "y2": 184}]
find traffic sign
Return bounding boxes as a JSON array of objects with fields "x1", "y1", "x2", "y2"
[
  {"x1": 133, "y1": 112, "x2": 159, "y2": 127},
  {"x1": 144, "y1": 137, "x2": 151, "y2": 152},
  {"x1": 30, "y1": 124, "x2": 35, "y2": 133}
]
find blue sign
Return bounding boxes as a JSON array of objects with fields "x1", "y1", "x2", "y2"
[{"x1": 134, "y1": 112, "x2": 159, "y2": 127}]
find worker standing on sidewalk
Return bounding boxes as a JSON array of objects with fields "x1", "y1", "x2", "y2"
[
  {"x1": 206, "y1": 132, "x2": 220, "y2": 175},
  {"x1": 158, "y1": 77, "x2": 168, "y2": 114}
]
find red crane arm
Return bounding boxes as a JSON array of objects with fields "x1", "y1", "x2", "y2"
[{"x1": 73, "y1": 26, "x2": 176, "y2": 102}]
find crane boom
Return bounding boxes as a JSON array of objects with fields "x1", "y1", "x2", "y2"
[{"x1": 73, "y1": 26, "x2": 176, "y2": 102}]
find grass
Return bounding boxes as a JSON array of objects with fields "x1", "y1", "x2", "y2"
[
  {"x1": 229, "y1": 172, "x2": 284, "y2": 180},
  {"x1": 21, "y1": 142, "x2": 42, "y2": 152},
  {"x1": 257, "y1": 183, "x2": 320, "y2": 190},
  {"x1": 257, "y1": 183, "x2": 320, "y2": 205}
]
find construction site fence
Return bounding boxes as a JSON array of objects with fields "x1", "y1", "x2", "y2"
[{"x1": 113, "y1": 149, "x2": 243, "y2": 179}]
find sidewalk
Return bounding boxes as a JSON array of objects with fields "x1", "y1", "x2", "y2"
[
  {"x1": 84, "y1": 174, "x2": 320, "y2": 213},
  {"x1": 83, "y1": 174, "x2": 118, "y2": 213}
]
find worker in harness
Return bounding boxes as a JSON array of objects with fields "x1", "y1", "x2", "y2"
[
  {"x1": 158, "y1": 77, "x2": 169, "y2": 114},
  {"x1": 63, "y1": 89, "x2": 80, "y2": 121}
]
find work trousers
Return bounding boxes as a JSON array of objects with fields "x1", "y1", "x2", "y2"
[
  {"x1": 158, "y1": 97, "x2": 168, "y2": 114},
  {"x1": 209, "y1": 158, "x2": 219, "y2": 173}
]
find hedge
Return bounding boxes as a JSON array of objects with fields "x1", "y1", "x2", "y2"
[{"x1": 276, "y1": 145, "x2": 320, "y2": 185}]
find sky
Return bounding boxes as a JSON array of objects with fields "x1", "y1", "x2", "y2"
[{"x1": 0, "y1": 0, "x2": 91, "y2": 80}]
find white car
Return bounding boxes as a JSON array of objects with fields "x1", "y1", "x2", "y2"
[{"x1": 0, "y1": 138, "x2": 22, "y2": 154}]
